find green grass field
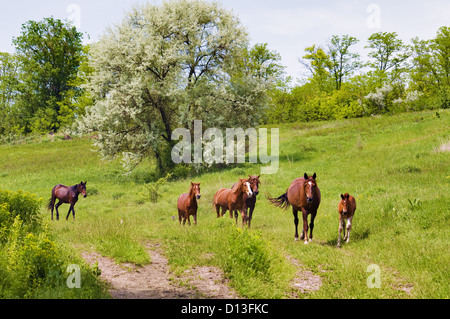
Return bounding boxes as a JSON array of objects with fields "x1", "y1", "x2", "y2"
[{"x1": 0, "y1": 109, "x2": 449, "y2": 299}]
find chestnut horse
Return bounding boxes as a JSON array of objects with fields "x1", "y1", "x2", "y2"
[
  {"x1": 268, "y1": 173, "x2": 321, "y2": 244},
  {"x1": 47, "y1": 182, "x2": 87, "y2": 221},
  {"x1": 337, "y1": 193, "x2": 356, "y2": 247},
  {"x1": 213, "y1": 178, "x2": 253, "y2": 226},
  {"x1": 177, "y1": 182, "x2": 201, "y2": 226},
  {"x1": 232, "y1": 175, "x2": 261, "y2": 228}
]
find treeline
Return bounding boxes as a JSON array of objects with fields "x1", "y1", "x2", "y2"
[
  {"x1": 0, "y1": 17, "x2": 91, "y2": 136},
  {"x1": 0, "y1": 15, "x2": 449, "y2": 139},
  {"x1": 266, "y1": 28, "x2": 450, "y2": 123}
]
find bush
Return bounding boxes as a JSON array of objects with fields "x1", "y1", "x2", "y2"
[
  {"x1": 0, "y1": 189, "x2": 42, "y2": 233},
  {"x1": 0, "y1": 190, "x2": 107, "y2": 298},
  {"x1": 220, "y1": 227, "x2": 293, "y2": 298}
]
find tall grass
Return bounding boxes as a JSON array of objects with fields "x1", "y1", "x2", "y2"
[{"x1": 0, "y1": 110, "x2": 448, "y2": 298}]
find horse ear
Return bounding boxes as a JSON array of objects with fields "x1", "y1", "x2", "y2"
[
  {"x1": 313, "y1": 173, "x2": 317, "y2": 180},
  {"x1": 304, "y1": 173, "x2": 308, "y2": 179},
  {"x1": 341, "y1": 194, "x2": 345, "y2": 200},
  {"x1": 85, "y1": 181, "x2": 87, "y2": 185}
]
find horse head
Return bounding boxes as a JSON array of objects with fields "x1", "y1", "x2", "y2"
[
  {"x1": 340, "y1": 193, "x2": 350, "y2": 214},
  {"x1": 248, "y1": 175, "x2": 261, "y2": 196},
  {"x1": 304, "y1": 173, "x2": 317, "y2": 204},
  {"x1": 191, "y1": 182, "x2": 201, "y2": 200},
  {"x1": 239, "y1": 178, "x2": 253, "y2": 198},
  {"x1": 78, "y1": 181, "x2": 87, "y2": 198}
]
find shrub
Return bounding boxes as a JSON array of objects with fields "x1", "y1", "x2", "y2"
[
  {"x1": 220, "y1": 227, "x2": 293, "y2": 298},
  {"x1": 140, "y1": 173, "x2": 173, "y2": 203},
  {"x1": 0, "y1": 189, "x2": 42, "y2": 232},
  {"x1": 0, "y1": 190, "x2": 107, "y2": 298}
]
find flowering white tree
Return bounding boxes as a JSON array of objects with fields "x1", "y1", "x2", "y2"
[{"x1": 77, "y1": 0, "x2": 270, "y2": 172}]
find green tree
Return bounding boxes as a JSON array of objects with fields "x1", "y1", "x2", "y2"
[
  {"x1": 238, "y1": 43, "x2": 286, "y2": 86},
  {"x1": 411, "y1": 26, "x2": 450, "y2": 109},
  {"x1": 365, "y1": 32, "x2": 411, "y2": 83},
  {"x1": 77, "y1": 0, "x2": 270, "y2": 173},
  {"x1": 12, "y1": 17, "x2": 84, "y2": 133},
  {"x1": 0, "y1": 53, "x2": 21, "y2": 134},
  {"x1": 300, "y1": 45, "x2": 333, "y2": 92},
  {"x1": 327, "y1": 35, "x2": 361, "y2": 90}
]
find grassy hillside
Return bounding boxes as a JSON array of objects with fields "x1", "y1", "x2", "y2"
[{"x1": 0, "y1": 110, "x2": 449, "y2": 298}]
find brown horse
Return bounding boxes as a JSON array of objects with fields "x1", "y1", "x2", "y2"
[
  {"x1": 213, "y1": 178, "x2": 253, "y2": 226},
  {"x1": 337, "y1": 193, "x2": 356, "y2": 247},
  {"x1": 177, "y1": 182, "x2": 201, "y2": 226},
  {"x1": 47, "y1": 182, "x2": 87, "y2": 221},
  {"x1": 268, "y1": 173, "x2": 321, "y2": 244},
  {"x1": 232, "y1": 175, "x2": 261, "y2": 228}
]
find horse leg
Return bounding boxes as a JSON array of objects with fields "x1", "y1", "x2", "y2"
[
  {"x1": 248, "y1": 205, "x2": 254, "y2": 228},
  {"x1": 302, "y1": 209, "x2": 309, "y2": 245},
  {"x1": 50, "y1": 201, "x2": 55, "y2": 221},
  {"x1": 240, "y1": 209, "x2": 248, "y2": 227},
  {"x1": 178, "y1": 209, "x2": 183, "y2": 225},
  {"x1": 337, "y1": 218, "x2": 344, "y2": 247},
  {"x1": 66, "y1": 205, "x2": 73, "y2": 221},
  {"x1": 309, "y1": 211, "x2": 317, "y2": 242},
  {"x1": 221, "y1": 206, "x2": 227, "y2": 218},
  {"x1": 215, "y1": 205, "x2": 221, "y2": 218},
  {"x1": 55, "y1": 201, "x2": 62, "y2": 221},
  {"x1": 345, "y1": 217, "x2": 353, "y2": 243},
  {"x1": 193, "y1": 212, "x2": 197, "y2": 226},
  {"x1": 293, "y1": 208, "x2": 299, "y2": 242}
]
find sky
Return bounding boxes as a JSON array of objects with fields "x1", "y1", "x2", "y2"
[{"x1": 1, "y1": 0, "x2": 450, "y2": 81}]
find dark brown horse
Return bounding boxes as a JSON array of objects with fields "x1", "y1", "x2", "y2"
[
  {"x1": 177, "y1": 182, "x2": 201, "y2": 226},
  {"x1": 268, "y1": 173, "x2": 321, "y2": 244},
  {"x1": 213, "y1": 179, "x2": 253, "y2": 226},
  {"x1": 337, "y1": 193, "x2": 356, "y2": 247},
  {"x1": 232, "y1": 175, "x2": 261, "y2": 228},
  {"x1": 47, "y1": 182, "x2": 87, "y2": 221}
]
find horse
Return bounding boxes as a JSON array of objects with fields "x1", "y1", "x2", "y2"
[
  {"x1": 177, "y1": 182, "x2": 201, "y2": 226},
  {"x1": 337, "y1": 193, "x2": 357, "y2": 247},
  {"x1": 47, "y1": 182, "x2": 87, "y2": 221},
  {"x1": 213, "y1": 178, "x2": 253, "y2": 226},
  {"x1": 268, "y1": 173, "x2": 321, "y2": 244},
  {"x1": 232, "y1": 175, "x2": 261, "y2": 228}
]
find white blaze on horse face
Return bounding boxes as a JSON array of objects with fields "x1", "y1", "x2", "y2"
[{"x1": 245, "y1": 182, "x2": 253, "y2": 197}]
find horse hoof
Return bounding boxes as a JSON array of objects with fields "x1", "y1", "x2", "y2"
[
  {"x1": 304, "y1": 241, "x2": 309, "y2": 245},
  {"x1": 294, "y1": 237, "x2": 299, "y2": 242}
]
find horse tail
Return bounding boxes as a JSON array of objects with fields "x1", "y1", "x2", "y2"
[
  {"x1": 46, "y1": 196, "x2": 54, "y2": 210},
  {"x1": 267, "y1": 193, "x2": 291, "y2": 210}
]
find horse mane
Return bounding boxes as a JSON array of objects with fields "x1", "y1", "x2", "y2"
[
  {"x1": 231, "y1": 180, "x2": 240, "y2": 194},
  {"x1": 232, "y1": 180, "x2": 248, "y2": 194}
]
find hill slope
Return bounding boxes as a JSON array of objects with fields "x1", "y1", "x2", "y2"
[{"x1": 0, "y1": 110, "x2": 448, "y2": 298}]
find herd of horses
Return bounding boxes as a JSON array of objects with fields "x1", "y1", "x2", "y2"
[{"x1": 47, "y1": 173, "x2": 357, "y2": 246}]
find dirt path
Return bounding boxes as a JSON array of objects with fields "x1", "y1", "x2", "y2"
[
  {"x1": 82, "y1": 243, "x2": 322, "y2": 299},
  {"x1": 82, "y1": 243, "x2": 238, "y2": 299}
]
